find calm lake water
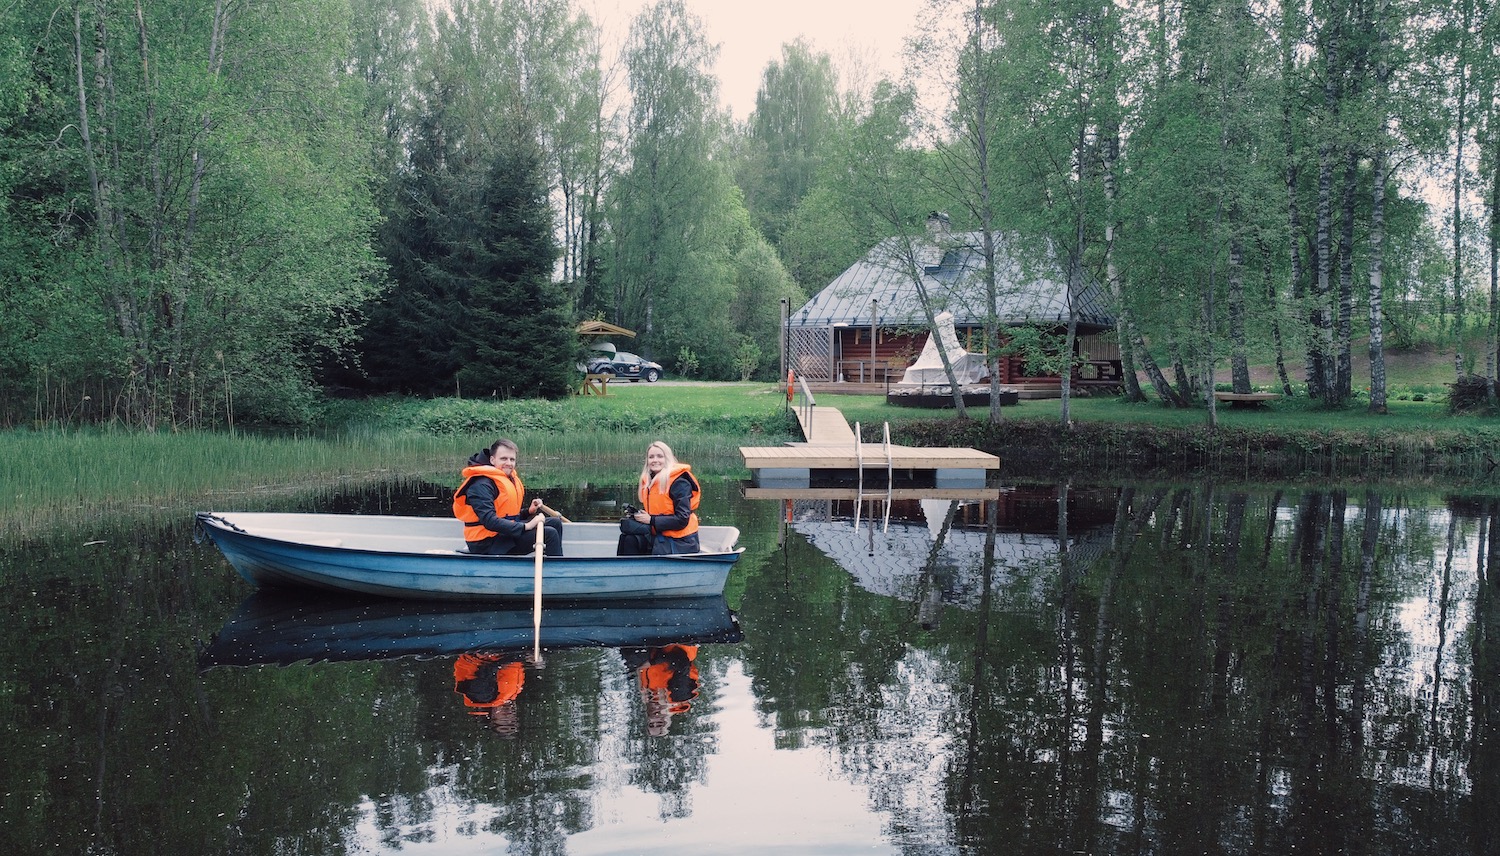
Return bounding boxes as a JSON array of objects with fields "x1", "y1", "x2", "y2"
[{"x1": 3, "y1": 471, "x2": 1497, "y2": 854}]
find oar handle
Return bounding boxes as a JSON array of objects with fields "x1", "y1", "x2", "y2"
[
  {"x1": 538, "y1": 503, "x2": 571, "y2": 523},
  {"x1": 532, "y1": 516, "x2": 544, "y2": 663}
]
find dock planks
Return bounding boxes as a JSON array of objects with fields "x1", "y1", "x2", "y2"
[{"x1": 742, "y1": 405, "x2": 999, "y2": 473}]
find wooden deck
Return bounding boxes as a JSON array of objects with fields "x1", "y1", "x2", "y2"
[
  {"x1": 799, "y1": 380, "x2": 1122, "y2": 400},
  {"x1": 799, "y1": 406, "x2": 857, "y2": 445},
  {"x1": 741, "y1": 403, "x2": 998, "y2": 476},
  {"x1": 741, "y1": 444, "x2": 999, "y2": 471}
]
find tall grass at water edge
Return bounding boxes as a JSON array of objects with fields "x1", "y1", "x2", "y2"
[
  {"x1": 2, "y1": 387, "x2": 797, "y2": 539},
  {"x1": 14, "y1": 378, "x2": 1500, "y2": 537}
]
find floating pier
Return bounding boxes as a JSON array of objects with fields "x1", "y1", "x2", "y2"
[{"x1": 740, "y1": 387, "x2": 998, "y2": 487}]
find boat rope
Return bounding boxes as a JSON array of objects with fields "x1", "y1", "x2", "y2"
[{"x1": 196, "y1": 512, "x2": 245, "y2": 533}]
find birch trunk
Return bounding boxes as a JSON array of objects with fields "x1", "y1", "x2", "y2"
[
  {"x1": 1369, "y1": 145, "x2": 1389, "y2": 413},
  {"x1": 1228, "y1": 233, "x2": 1250, "y2": 393},
  {"x1": 1453, "y1": 0, "x2": 1472, "y2": 334},
  {"x1": 1313, "y1": 142, "x2": 1338, "y2": 403},
  {"x1": 1336, "y1": 151, "x2": 1358, "y2": 401}
]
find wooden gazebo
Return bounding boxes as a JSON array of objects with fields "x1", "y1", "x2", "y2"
[
  {"x1": 576, "y1": 320, "x2": 636, "y2": 340},
  {"x1": 574, "y1": 320, "x2": 636, "y2": 395}
]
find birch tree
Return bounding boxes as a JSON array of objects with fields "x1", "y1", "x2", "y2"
[{"x1": 31, "y1": 0, "x2": 382, "y2": 426}]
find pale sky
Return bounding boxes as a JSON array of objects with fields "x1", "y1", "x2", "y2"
[{"x1": 588, "y1": 0, "x2": 929, "y2": 120}]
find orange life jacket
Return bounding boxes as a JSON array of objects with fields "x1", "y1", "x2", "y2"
[
  {"x1": 638, "y1": 464, "x2": 699, "y2": 539},
  {"x1": 640, "y1": 644, "x2": 699, "y2": 714},
  {"x1": 453, "y1": 654, "x2": 524, "y2": 709},
  {"x1": 453, "y1": 464, "x2": 525, "y2": 543}
]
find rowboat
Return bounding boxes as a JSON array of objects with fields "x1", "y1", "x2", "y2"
[
  {"x1": 198, "y1": 590, "x2": 742, "y2": 668},
  {"x1": 195, "y1": 511, "x2": 744, "y2": 601}
]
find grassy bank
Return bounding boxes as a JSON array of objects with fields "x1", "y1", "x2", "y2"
[
  {"x1": 12, "y1": 379, "x2": 1500, "y2": 539},
  {"x1": 829, "y1": 386, "x2": 1500, "y2": 477},
  {"x1": 1, "y1": 384, "x2": 799, "y2": 539}
]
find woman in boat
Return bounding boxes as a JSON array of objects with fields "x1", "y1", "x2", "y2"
[
  {"x1": 454, "y1": 438, "x2": 562, "y2": 556},
  {"x1": 629, "y1": 441, "x2": 700, "y2": 555}
]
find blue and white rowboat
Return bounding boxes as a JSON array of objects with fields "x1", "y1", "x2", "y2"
[{"x1": 196, "y1": 511, "x2": 744, "y2": 601}]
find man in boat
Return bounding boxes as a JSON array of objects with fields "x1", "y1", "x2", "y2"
[{"x1": 454, "y1": 438, "x2": 563, "y2": 556}]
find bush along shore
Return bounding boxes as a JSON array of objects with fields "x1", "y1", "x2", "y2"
[{"x1": 887, "y1": 417, "x2": 1500, "y2": 480}]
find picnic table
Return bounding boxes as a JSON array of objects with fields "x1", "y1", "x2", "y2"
[
  {"x1": 1214, "y1": 391, "x2": 1280, "y2": 408},
  {"x1": 578, "y1": 373, "x2": 610, "y2": 396}
]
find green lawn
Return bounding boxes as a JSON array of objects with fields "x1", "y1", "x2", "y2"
[{"x1": 804, "y1": 385, "x2": 1467, "y2": 436}]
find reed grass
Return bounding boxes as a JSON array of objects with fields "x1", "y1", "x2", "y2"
[{"x1": 0, "y1": 419, "x2": 788, "y2": 539}]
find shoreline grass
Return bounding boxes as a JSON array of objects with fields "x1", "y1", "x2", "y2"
[
  {"x1": 11, "y1": 380, "x2": 1500, "y2": 539},
  {"x1": 1, "y1": 417, "x2": 793, "y2": 540}
]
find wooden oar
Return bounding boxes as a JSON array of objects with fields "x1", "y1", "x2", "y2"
[
  {"x1": 532, "y1": 517, "x2": 545, "y2": 664},
  {"x1": 538, "y1": 502, "x2": 571, "y2": 523}
]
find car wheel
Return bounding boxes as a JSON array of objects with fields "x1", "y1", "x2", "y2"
[{"x1": 645, "y1": 369, "x2": 660, "y2": 383}]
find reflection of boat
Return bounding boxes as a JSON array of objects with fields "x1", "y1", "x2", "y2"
[
  {"x1": 196, "y1": 512, "x2": 743, "y2": 601},
  {"x1": 198, "y1": 590, "x2": 743, "y2": 668}
]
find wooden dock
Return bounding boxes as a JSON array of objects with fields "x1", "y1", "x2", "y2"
[
  {"x1": 741, "y1": 443, "x2": 999, "y2": 471},
  {"x1": 741, "y1": 399, "x2": 998, "y2": 481}
]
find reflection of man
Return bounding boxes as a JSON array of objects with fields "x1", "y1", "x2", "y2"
[
  {"x1": 626, "y1": 644, "x2": 699, "y2": 736},
  {"x1": 453, "y1": 652, "x2": 525, "y2": 737}
]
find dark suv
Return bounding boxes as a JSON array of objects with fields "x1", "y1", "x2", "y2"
[{"x1": 586, "y1": 351, "x2": 663, "y2": 382}]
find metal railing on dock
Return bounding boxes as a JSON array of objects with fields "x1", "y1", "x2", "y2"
[{"x1": 795, "y1": 374, "x2": 816, "y2": 441}]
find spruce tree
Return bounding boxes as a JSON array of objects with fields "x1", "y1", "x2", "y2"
[
  {"x1": 359, "y1": 110, "x2": 571, "y2": 398},
  {"x1": 451, "y1": 120, "x2": 572, "y2": 399}
]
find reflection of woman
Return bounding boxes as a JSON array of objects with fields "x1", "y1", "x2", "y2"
[
  {"x1": 630, "y1": 441, "x2": 700, "y2": 555},
  {"x1": 453, "y1": 653, "x2": 525, "y2": 736},
  {"x1": 627, "y1": 644, "x2": 699, "y2": 736}
]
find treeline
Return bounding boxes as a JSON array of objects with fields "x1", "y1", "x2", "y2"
[{"x1": 0, "y1": 0, "x2": 1496, "y2": 428}]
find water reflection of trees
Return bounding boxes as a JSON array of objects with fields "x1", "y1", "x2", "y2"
[
  {"x1": 737, "y1": 485, "x2": 1500, "y2": 854},
  {"x1": 8, "y1": 482, "x2": 1500, "y2": 853}
]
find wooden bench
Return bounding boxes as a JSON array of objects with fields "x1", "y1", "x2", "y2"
[
  {"x1": 1214, "y1": 391, "x2": 1280, "y2": 407},
  {"x1": 578, "y1": 373, "x2": 610, "y2": 396}
]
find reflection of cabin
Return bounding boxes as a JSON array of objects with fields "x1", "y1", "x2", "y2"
[
  {"x1": 786, "y1": 218, "x2": 1122, "y2": 398},
  {"x1": 787, "y1": 485, "x2": 1121, "y2": 617}
]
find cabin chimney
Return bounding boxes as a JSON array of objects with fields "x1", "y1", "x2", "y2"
[{"x1": 925, "y1": 211, "x2": 951, "y2": 237}]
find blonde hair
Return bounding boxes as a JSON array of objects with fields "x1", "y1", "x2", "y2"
[{"x1": 640, "y1": 441, "x2": 682, "y2": 492}]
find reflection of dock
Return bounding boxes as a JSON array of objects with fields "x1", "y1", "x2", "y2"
[
  {"x1": 744, "y1": 486, "x2": 1000, "y2": 501},
  {"x1": 741, "y1": 393, "x2": 998, "y2": 483}
]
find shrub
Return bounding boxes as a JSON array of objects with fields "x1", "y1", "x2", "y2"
[
  {"x1": 1446, "y1": 375, "x2": 1489, "y2": 413},
  {"x1": 733, "y1": 336, "x2": 761, "y2": 382}
]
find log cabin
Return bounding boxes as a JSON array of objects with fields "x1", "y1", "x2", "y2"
[{"x1": 785, "y1": 215, "x2": 1123, "y2": 398}]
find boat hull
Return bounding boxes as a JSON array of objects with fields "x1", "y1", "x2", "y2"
[{"x1": 196, "y1": 512, "x2": 743, "y2": 601}]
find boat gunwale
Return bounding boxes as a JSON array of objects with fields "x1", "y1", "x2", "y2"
[{"x1": 197, "y1": 511, "x2": 744, "y2": 563}]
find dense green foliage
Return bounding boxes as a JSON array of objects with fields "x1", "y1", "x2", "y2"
[
  {"x1": 1, "y1": 0, "x2": 382, "y2": 429},
  {"x1": 6, "y1": 0, "x2": 1500, "y2": 427}
]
